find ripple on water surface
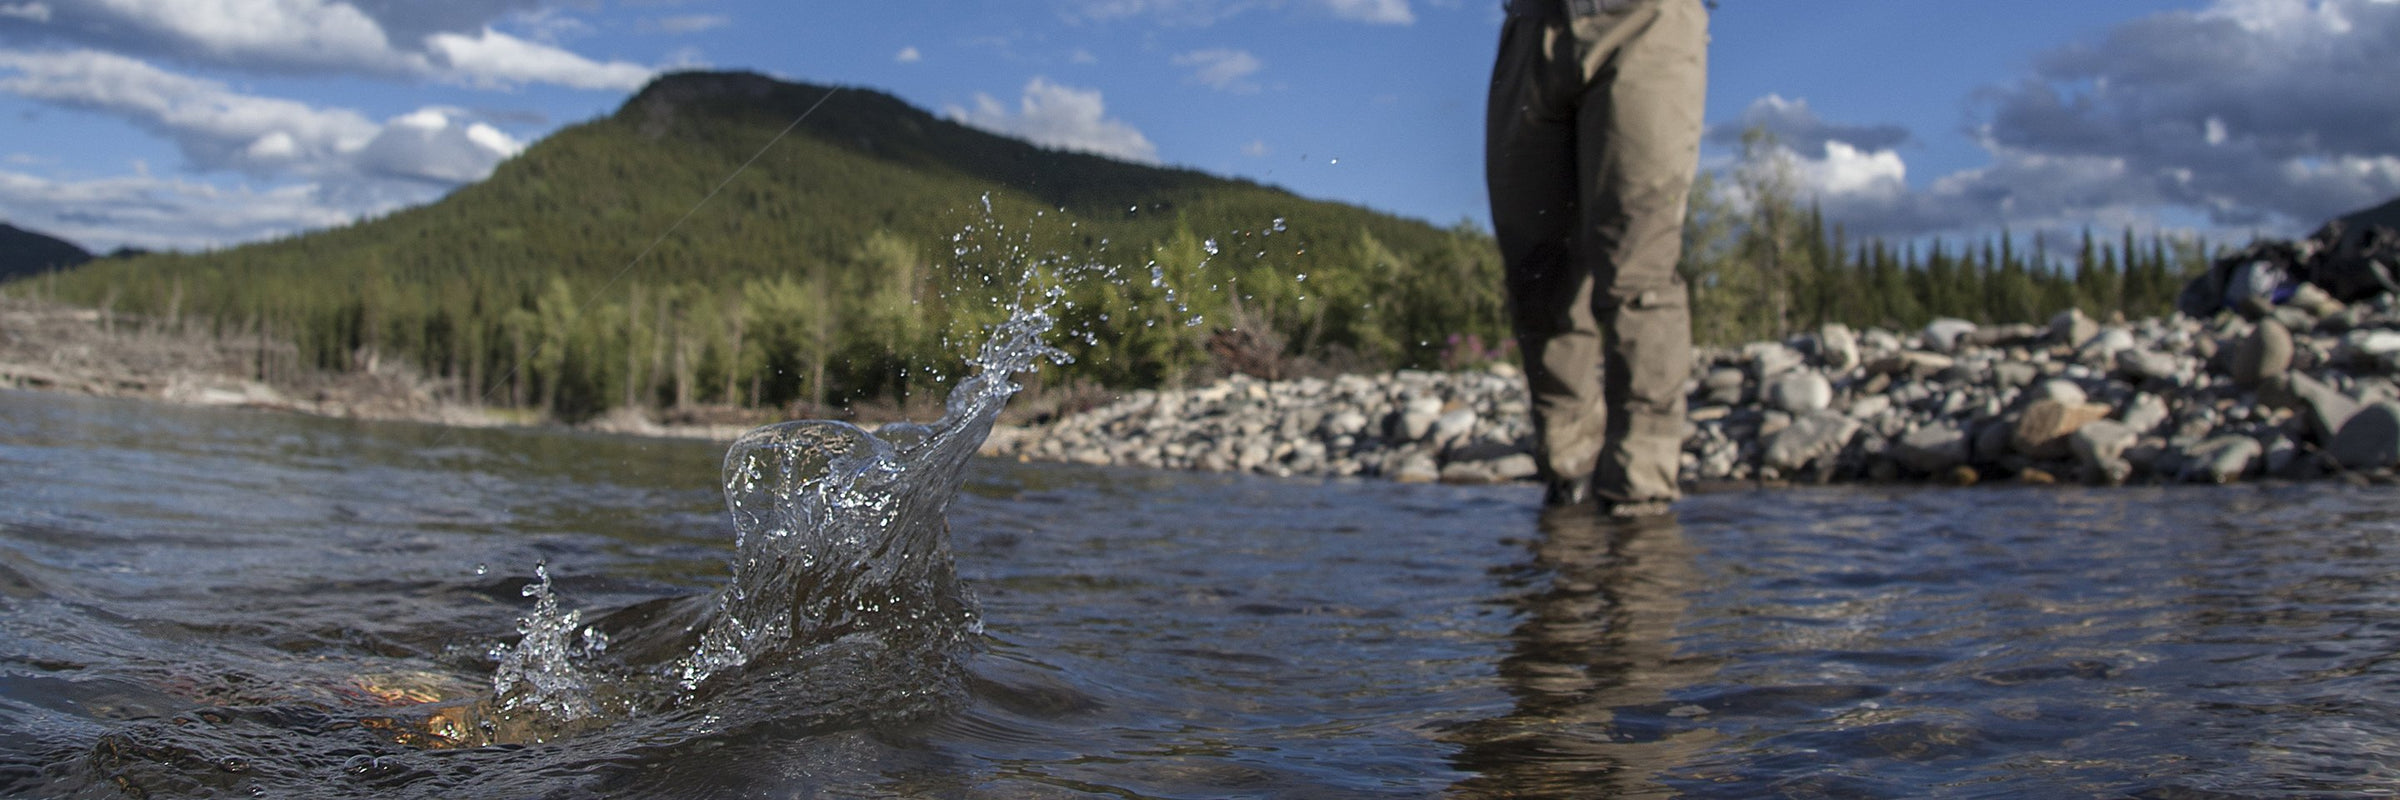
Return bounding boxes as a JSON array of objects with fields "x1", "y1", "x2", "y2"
[{"x1": 9, "y1": 378, "x2": 2400, "y2": 796}]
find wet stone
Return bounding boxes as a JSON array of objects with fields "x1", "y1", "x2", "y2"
[{"x1": 2332, "y1": 401, "x2": 2400, "y2": 470}]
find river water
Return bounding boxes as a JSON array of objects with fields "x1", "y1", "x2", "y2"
[{"x1": 4, "y1": 383, "x2": 2400, "y2": 797}]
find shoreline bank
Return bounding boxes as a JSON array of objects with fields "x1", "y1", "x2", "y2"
[{"x1": 12, "y1": 293, "x2": 2400, "y2": 489}]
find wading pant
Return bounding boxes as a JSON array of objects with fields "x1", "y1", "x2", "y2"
[{"x1": 1487, "y1": 0, "x2": 1705, "y2": 504}]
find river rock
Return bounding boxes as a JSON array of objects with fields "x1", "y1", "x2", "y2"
[
  {"x1": 1924, "y1": 318, "x2": 1978, "y2": 352},
  {"x1": 2281, "y1": 372, "x2": 2362, "y2": 444},
  {"x1": 1871, "y1": 351, "x2": 1955, "y2": 380},
  {"x1": 1749, "y1": 343, "x2": 1804, "y2": 381},
  {"x1": 1993, "y1": 361, "x2": 2041, "y2": 392},
  {"x1": 1703, "y1": 367, "x2": 1746, "y2": 406},
  {"x1": 2071, "y1": 420, "x2": 2138, "y2": 485},
  {"x1": 1764, "y1": 411, "x2": 1860, "y2": 473},
  {"x1": 2180, "y1": 435, "x2": 2262, "y2": 484},
  {"x1": 1430, "y1": 408, "x2": 1480, "y2": 448},
  {"x1": 1390, "y1": 451, "x2": 1442, "y2": 484},
  {"x1": 2027, "y1": 378, "x2": 2087, "y2": 407},
  {"x1": 1820, "y1": 323, "x2": 1861, "y2": 372},
  {"x1": 2115, "y1": 349, "x2": 2182, "y2": 384},
  {"x1": 1769, "y1": 372, "x2": 1834, "y2": 414},
  {"x1": 1396, "y1": 395, "x2": 1445, "y2": 441},
  {"x1": 2332, "y1": 400, "x2": 2400, "y2": 470},
  {"x1": 1893, "y1": 423, "x2": 1970, "y2": 474},
  {"x1": 2013, "y1": 399, "x2": 2114, "y2": 460},
  {"x1": 2049, "y1": 308, "x2": 2100, "y2": 348},
  {"x1": 2232, "y1": 318, "x2": 2295, "y2": 389},
  {"x1": 2120, "y1": 392, "x2": 2171, "y2": 433}
]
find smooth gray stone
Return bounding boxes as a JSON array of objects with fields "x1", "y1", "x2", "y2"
[
  {"x1": 1769, "y1": 372, "x2": 1834, "y2": 414},
  {"x1": 2332, "y1": 401, "x2": 2400, "y2": 470},
  {"x1": 1993, "y1": 361, "x2": 2041, "y2": 391},
  {"x1": 1489, "y1": 453, "x2": 1540, "y2": 481},
  {"x1": 1924, "y1": 318, "x2": 1978, "y2": 352},
  {"x1": 1764, "y1": 411, "x2": 1862, "y2": 472},
  {"x1": 2119, "y1": 392, "x2": 2171, "y2": 433},
  {"x1": 1430, "y1": 408, "x2": 1480, "y2": 446},
  {"x1": 2028, "y1": 378, "x2": 2087, "y2": 407},
  {"x1": 2179, "y1": 435, "x2": 2262, "y2": 484},
  {"x1": 1893, "y1": 423, "x2": 1970, "y2": 473},
  {"x1": 1320, "y1": 408, "x2": 1370, "y2": 439},
  {"x1": 2115, "y1": 349, "x2": 2180, "y2": 382},
  {"x1": 2072, "y1": 420, "x2": 2138, "y2": 468},
  {"x1": 2049, "y1": 308, "x2": 2100, "y2": 348},
  {"x1": 1703, "y1": 367, "x2": 1747, "y2": 406},
  {"x1": 1819, "y1": 323, "x2": 1861, "y2": 372},
  {"x1": 2288, "y1": 372, "x2": 2363, "y2": 444},
  {"x1": 2231, "y1": 318, "x2": 2295, "y2": 389},
  {"x1": 1748, "y1": 342, "x2": 1805, "y2": 380}
]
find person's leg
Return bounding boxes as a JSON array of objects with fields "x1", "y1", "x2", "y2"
[
  {"x1": 1572, "y1": 0, "x2": 1707, "y2": 508},
  {"x1": 1489, "y1": 8, "x2": 1608, "y2": 502}
]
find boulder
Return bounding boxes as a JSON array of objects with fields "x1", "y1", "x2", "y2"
[
  {"x1": 2012, "y1": 399, "x2": 2114, "y2": 460},
  {"x1": 2230, "y1": 318, "x2": 2294, "y2": 389},
  {"x1": 1923, "y1": 318, "x2": 1978, "y2": 352},
  {"x1": 1768, "y1": 371, "x2": 1834, "y2": 414},
  {"x1": 2332, "y1": 400, "x2": 2400, "y2": 470},
  {"x1": 1819, "y1": 323, "x2": 1861, "y2": 372},
  {"x1": 2071, "y1": 420, "x2": 2138, "y2": 485},
  {"x1": 2179, "y1": 435, "x2": 2263, "y2": 484},
  {"x1": 1893, "y1": 423, "x2": 1970, "y2": 474},
  {"x1": 1763, "y1": 411, "x2": 1861, "y2": 473}
]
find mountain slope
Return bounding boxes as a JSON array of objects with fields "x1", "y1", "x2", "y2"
[
  {"x1": 16, "y1": 70, "x2": 1506, "y2": 416},
  {"x1": 0, "y1": 223, "x2": 92, "y2": 282}
]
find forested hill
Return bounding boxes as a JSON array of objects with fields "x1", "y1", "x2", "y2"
[
  {"x1": 17, "y1": 70, "x2": 1508, "y2": 419},
  {"x1": 0, "y1": 223, "x2": 92, "y2": 282}
]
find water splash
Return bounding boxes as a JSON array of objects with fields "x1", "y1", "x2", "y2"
[{"x1": 484, "y1": 222, "x2": 1079, "y2": 736}]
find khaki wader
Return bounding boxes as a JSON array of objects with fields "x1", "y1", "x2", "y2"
[{"x1": 1486, "y1": 0, "x2": 1706, "y2": 505}]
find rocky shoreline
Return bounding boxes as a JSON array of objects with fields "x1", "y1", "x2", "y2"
[
  {"x1": 16, "y1": 290, "x2": 2400, "y2": 490},
  {"x1": 991, "y1": 292, "x2": 2400, "y2": 489}
]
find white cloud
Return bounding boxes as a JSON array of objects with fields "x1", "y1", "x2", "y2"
[
  {"x1": 1243, "y1": 139, "x2": 1270, "y2": 157},
  {"x1": 1969, "y1": 0, "x2": 2400, "y2": 232},
  {"x1": 1803, "y1": 141, "x2": 1907, "y2": 198},
  {"x1": 1317, "y1": 0, "x2": 1412, "y2": 24},
  {"x1": 1069, "y1": 48, "x2": 1097, "y2": 64},
  {"x1": 0, "y1": 49, "x2": 379, "y2": 176},
  {"x1": 0, "y1": 168, "x2": 374, "y2": 252},
  {"x1": 0, "y1": 49, "x2": 523, "y2": 187},
  {"x1": 76, "y1": 0, "x2": 423, "y2": 74},
  {"x1": 0, "y1": 2, "x2": 49, "y2": 22},
  {"x1": 947, "y1": 77, "x2": 1160, "y2": 164},
  {"x1": 1743, "y1": 0, "x2": 2400, "y2": 241},
  {"x1": 0, "y1": 0, "x2": 657, "y2": 91},
  {"x1": 423, "y1": 27, "x2": 654, "y2": 90},
  {"x1": 896, "y1": 45, "x2": 922, "y2": 63},
  {"x1": 1173, "y1": 48, "x2": 1261, "y2": 93}
]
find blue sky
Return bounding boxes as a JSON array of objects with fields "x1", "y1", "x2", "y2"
[{"x1": 2, "y1": 0, "x2": 2396, "y2": 254}]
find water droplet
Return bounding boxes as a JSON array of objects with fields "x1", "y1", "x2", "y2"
[{"x1": 474, "y1": 563, "x2": 488, "y2": 576}]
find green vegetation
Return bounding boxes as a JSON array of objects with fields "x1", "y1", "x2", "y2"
[
  {"x1": 1679, "y1": 129, "x2": 2210, "y2": 346},
  {"x1": 4, "y1": 73, "x2": 2208, "y2": 423}
]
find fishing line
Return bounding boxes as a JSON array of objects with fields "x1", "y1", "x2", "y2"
[{"x1": 466, "y1": 87, "x2": 842, "y2": 414}]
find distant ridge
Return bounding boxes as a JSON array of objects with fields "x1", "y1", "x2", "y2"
[
  {"x1": 0, "y1": 223, "x2": 92, "y2": 282},
  {"x1": 9, "y1": 69, "x2": 1507, "y2": 415}
]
